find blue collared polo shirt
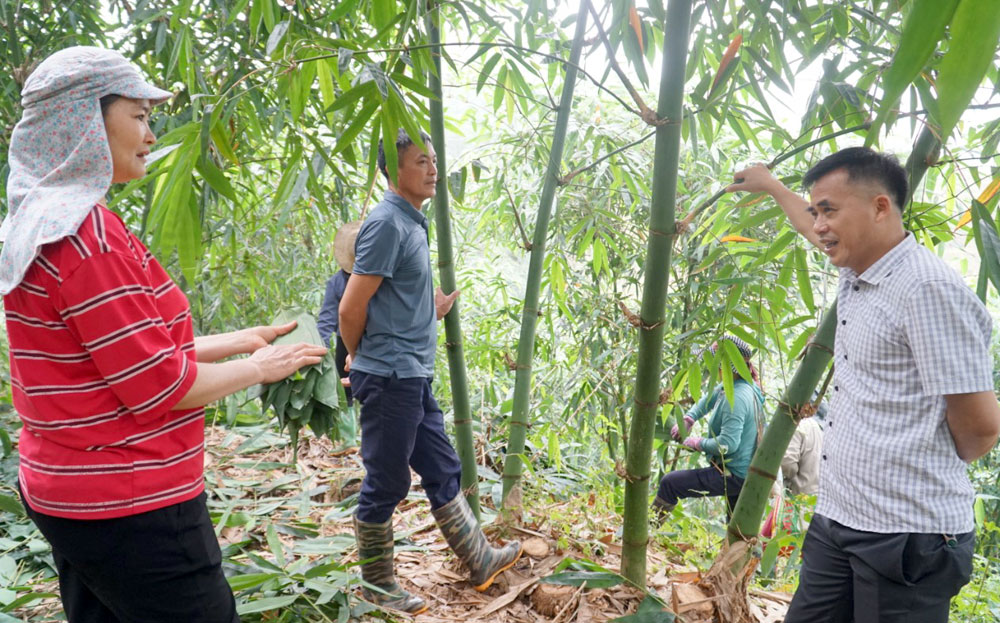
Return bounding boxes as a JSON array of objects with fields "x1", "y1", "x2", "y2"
[{"x1": 349, "y1": 190, "x2": 436, "y2": 378}]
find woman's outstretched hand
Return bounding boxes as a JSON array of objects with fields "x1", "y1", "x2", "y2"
[
  {"x1": 250, "y1": 342, "x2": 328, "y2": 384},
  {"x1": 241, "y1": 321, "x2": 298, "y2": 352}
]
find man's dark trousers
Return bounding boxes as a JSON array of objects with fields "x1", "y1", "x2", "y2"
[
  {"x1": 351, "y1": 370, "x2": 462, "y2": 523},
  {"x1": 784, "y1": 514, "x2": 974, "y2": 623}
]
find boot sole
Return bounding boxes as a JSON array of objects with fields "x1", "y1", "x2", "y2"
[
  {"x1": 473, "y1": 544, "x2": 524, "y2": 592},
  {"x1": 363, "y1": 598, "x2": 429, "y2": 616},
  {"x1": 360, "y1": 590, "x2": 429, "y2": 615}
]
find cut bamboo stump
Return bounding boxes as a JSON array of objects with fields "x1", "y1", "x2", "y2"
[
  {"x1": 530, "y1": 584, "x2": 577, "y2": 617},
  {"x1": 671, "y1": 582, "x2": 714, "y2": 620},
  {"x1": 698, "y1": 539, "x2": 760, "y2": 623}
]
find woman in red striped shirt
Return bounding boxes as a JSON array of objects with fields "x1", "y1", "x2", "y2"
[{"x1": 1, "y1": 47, "x2": 327, "y2": 622}]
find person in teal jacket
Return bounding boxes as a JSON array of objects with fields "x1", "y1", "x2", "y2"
[{"x1": 654, "y1": 335, "x2": 766, "y2": 520}]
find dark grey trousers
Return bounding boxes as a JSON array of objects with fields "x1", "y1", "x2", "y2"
[{"x1": 784, "y1": 514, "x2": 975, "y2": 623}]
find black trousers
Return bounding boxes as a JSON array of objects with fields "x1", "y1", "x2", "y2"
[
  {"x1": 350, "y1": 371, "x2": 462, "y2": 523},
  {"x1": 21, "y1": 490, "x2": 239, "y2": 623},
  {"x1": 656, "y1": 465, "x2": 745, "y2": 517},
  {"x1": 785, "y1": 514, "x2": 975, "y2": 623}
]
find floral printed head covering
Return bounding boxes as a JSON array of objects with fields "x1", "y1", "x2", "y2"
[{"x1": 0, "y1": 46, "x2": 172, "y2": 294}]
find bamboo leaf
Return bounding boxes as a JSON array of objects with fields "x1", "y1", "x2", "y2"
[
  {"x1": 326, "y1": 80, "x2": 377, "y2": 114},
  {"x1": 249, "y1": 0, "x2": 263, "y2": 39},
  {"x1": 794, "y1": 247, "x2": 814, "y2": 311},
  {"x1": 258, "y1": 0, "x2": 276, "y2": 30},
  {"x1": 687, "y1": 358, "x2": 702, "y2": 403},
  {"x1": 390, "y1": 71, "x2": 435, "y2": 99},
  {"x1": 265, "y1": 20, "x2": 290, "y2": 57},
  {"x1": 492, "y1": 64, "x2": 507, "y2": 112},
  {"x1": 970, "y1": 200, "x2": 1000, "y2": 301},
  {"x1": 328, "y1": 0, "x2": 357, "y2": 21},
  {"x1": 867, "y1": 0, "x2": 959, "y2": 143},
  {"x1": 236, "y1": 595, "x2": 299, "y2": 615},
  {"x1": 933, "y1": 0, "x2": 1000, "y2": 142},
  {"x1": 720, "y1": 340, "x2": 751, "y2": 389},
  {"x1": 371, "y1": 0, "x2": 395, "y2": 30},
  {"x1": 542, "y1": 570, "x2": 625, "y2": 589},
  {"x1": 210, "y1": 122, "x2": 239, "y2": 166},
  {"x1": 316, "y1": 59, "x2": 336, "y2": 125},
  {"x1": 195, "y1": 157, "x2": 237, "y2": 202},
  {"x1": 0, "y1": 494, "x2": 24, "y2": 517},
  {"x1": 628, "y1": 4, "x2": 645, "y2": 55},
  {"x1": 380, "y1": 101, "x2": 399, "y2": 185},
  {"x1": 709, "y1": 34, "x2": 742, "y2": 97},
  {"x1": 227, "y1": 573, "x2": 280, "y2": 591},
  {"x1": 265, "y1": 522, "x2": 286, "y2": 567},
  {"x1": 332, "y1": 97, "x2": 380, "y2": 155},
  {"x1": 477, "y1": 53, "x2": 503, "y2": 94}
]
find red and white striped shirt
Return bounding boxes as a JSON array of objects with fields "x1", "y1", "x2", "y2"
[{"x1": 5, "y1": 205, "x2": 203, "y2": 519}]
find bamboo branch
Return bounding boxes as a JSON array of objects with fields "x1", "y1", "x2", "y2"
[
  {"x1": 675, "y1": 122, "x2": 871, "y2": 234},
  {"x1": 559, "y1": 129, "x2": 657, "y2": 186},
  {"x1": 502, "y1": 182, "x2": 533, "y2": 250},
  {"x1": 584, "y1": 0, "x2": 662, "y2": 125},
  {"x1": 287, "y1": 40, "x2": 639, "y2": 117}
]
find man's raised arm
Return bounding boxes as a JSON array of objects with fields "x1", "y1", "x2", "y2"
[{"x1": 727, "y1": 164, "x2": 822, "y2": 249}]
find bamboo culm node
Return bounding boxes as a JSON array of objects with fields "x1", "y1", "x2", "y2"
[{"x1": 748, "y1": 465, "x2": 777, "y2": 482}]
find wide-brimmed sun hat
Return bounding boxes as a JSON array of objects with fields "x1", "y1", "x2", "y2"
[{"x1": 334, "y1": 221, "x2": 362, "y2": 273}]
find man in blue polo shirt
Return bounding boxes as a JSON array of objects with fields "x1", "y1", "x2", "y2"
[{"x1": 340, "y1": 129, "x2": 521, "y2": 614}]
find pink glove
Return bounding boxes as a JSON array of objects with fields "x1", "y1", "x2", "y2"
[
  {"x1": 670, "y1": 415, "x2": 696, "y2": 441},
  {"x1": 683, "y1": 436, "x2": 703, "y2": 451}
]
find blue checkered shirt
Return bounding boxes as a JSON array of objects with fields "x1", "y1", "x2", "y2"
[{"x1": 816, "y1": 233, "x2": 994, "y2": 534}]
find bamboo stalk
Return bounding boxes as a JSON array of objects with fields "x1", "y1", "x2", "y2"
[
  {"x1": 726, "y1": 302, "x2": 838, "y2": 544},
  {"x1": 500, "y1": 4, "x2": 589, "y2": 505},
  {"x1": 425, "y1": 1, "x2": 479, "y2": 516},
  {"x1": 620, "y1": 0, "x2": 694, "y2": 585}
]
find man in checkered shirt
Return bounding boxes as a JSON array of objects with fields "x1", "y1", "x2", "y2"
[{"x1": 729, "y1": 147, "x2": 1000, "y2": 622}]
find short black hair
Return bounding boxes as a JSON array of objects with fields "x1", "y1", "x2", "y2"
[
  {"x1": 377, "y1": 128, "x2": 432, "y2": 180},
  {"x1": 99, "y1": 94, "x2": 121, "y2": 116},
  {"x1": 802, "y1": 147, "x2": 908, "y2": 212}
]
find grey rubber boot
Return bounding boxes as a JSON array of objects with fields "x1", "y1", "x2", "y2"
[
  {"x1": 432, "y1": 494, "x2": 523, "y2": 592},
  {"x1": 353, "y1": 516, "x2": 428, "y2": 614}
]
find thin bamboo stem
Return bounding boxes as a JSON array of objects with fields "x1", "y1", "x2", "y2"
[
  {"x1": 676, "y1": 122, "x2": 871, "y2": 232},
  {"x1": 499, "y1": 5, "x2": 590, "y2": 506},
  {"x1": 726, "y1": 303, "x2": 838, "y2": 544},
  {"x1": 426, "y1": 1, "x2": 479, "y2": 516},
  {"x1": 620, "y1": 0, "x2": 693, "y2": 585},
  {"x1": 584, "y1": 0, "x2": 659, "y2": 125}
]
